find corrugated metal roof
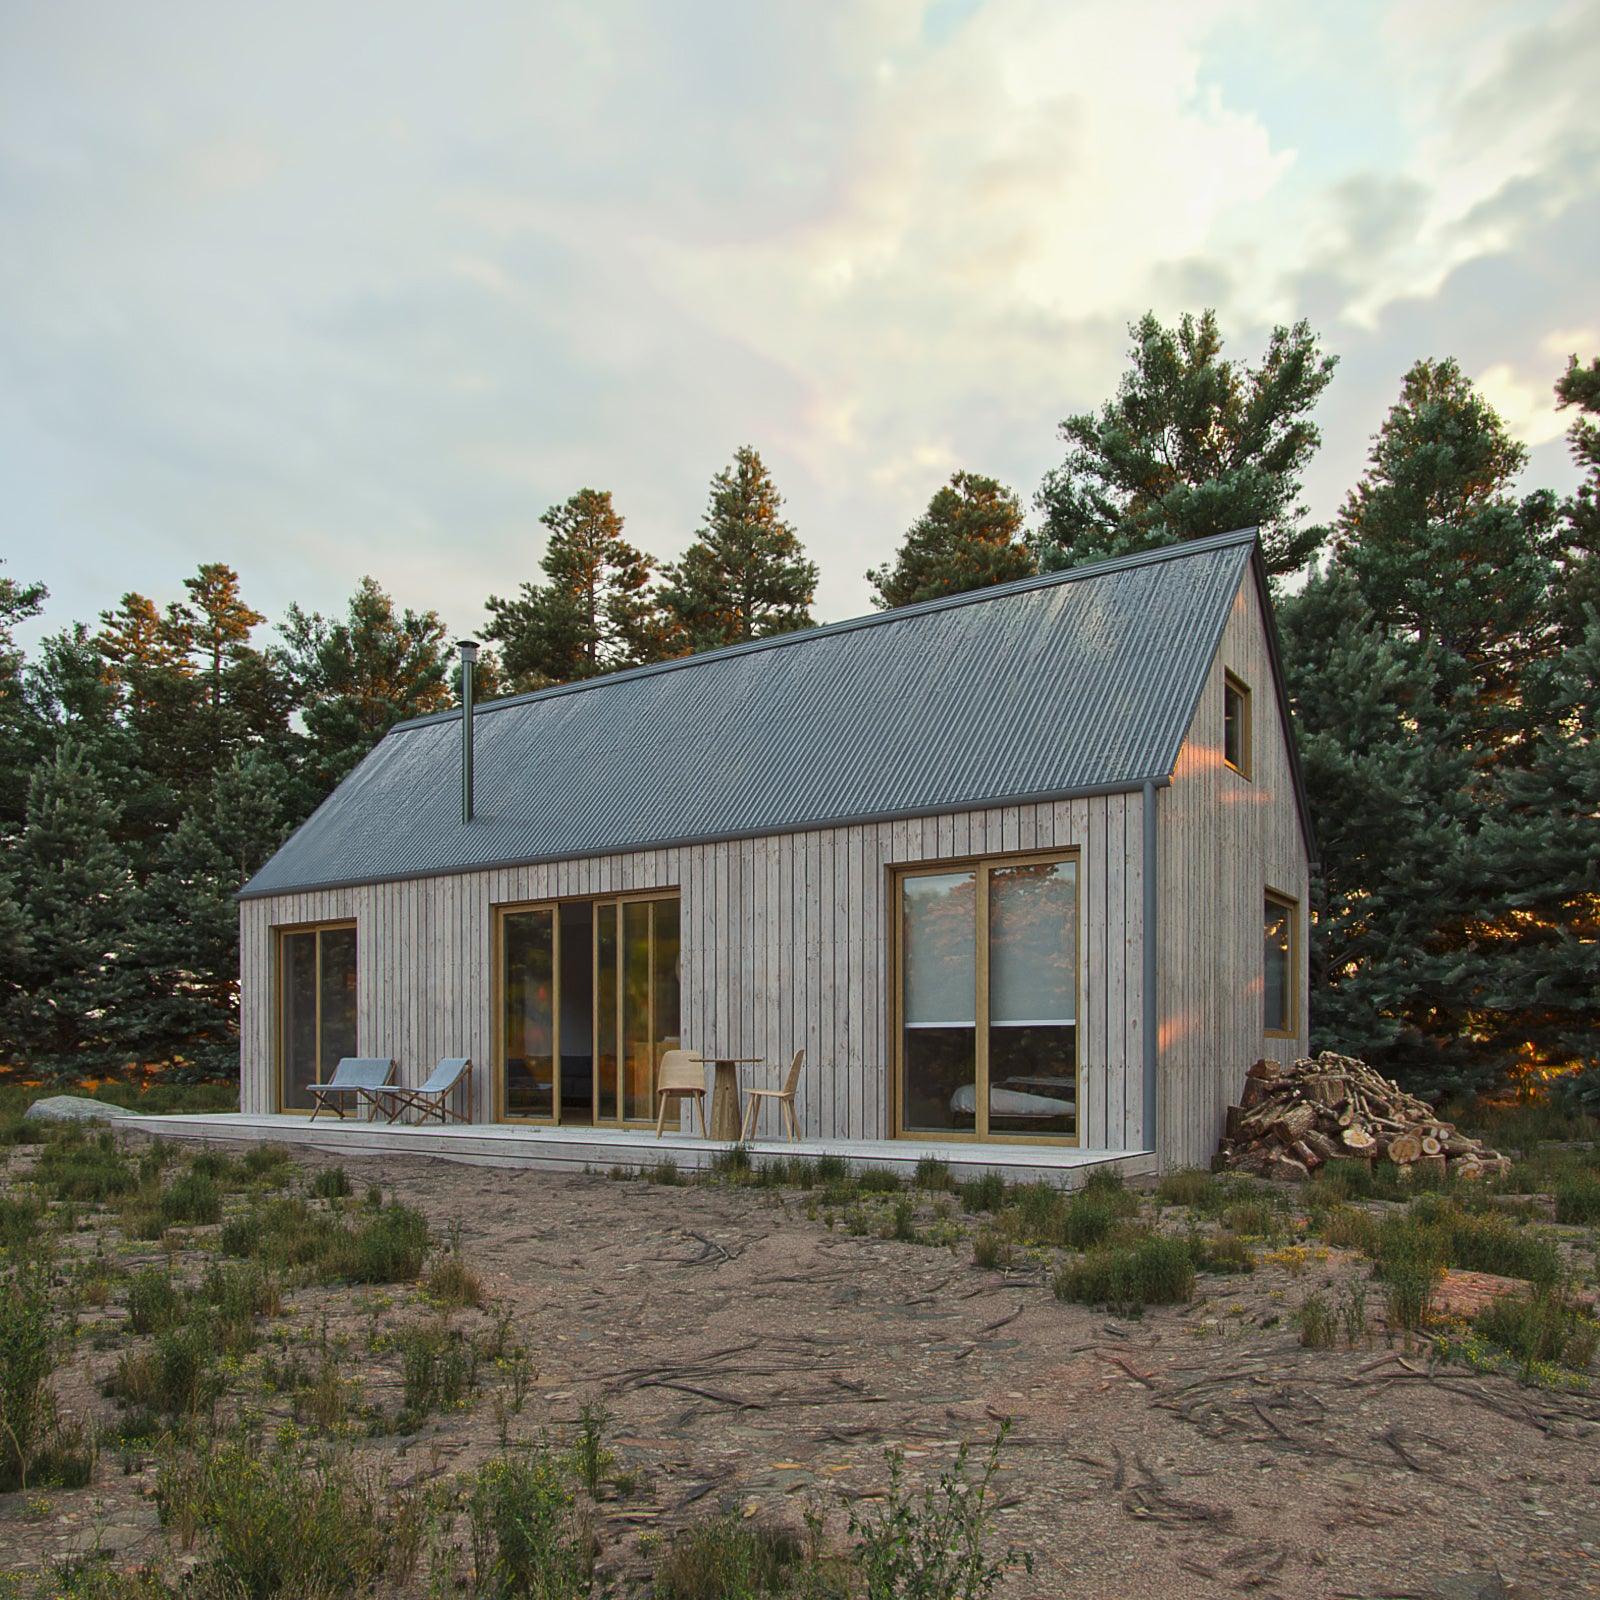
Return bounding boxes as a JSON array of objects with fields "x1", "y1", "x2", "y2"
[{"x1": 242, "y1": 529, "x2": 1264, "y2": 897}]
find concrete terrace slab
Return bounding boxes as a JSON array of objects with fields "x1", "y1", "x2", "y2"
[{"x1": 137, "y1": 1113, "x2": 1156, "y2": 1186}]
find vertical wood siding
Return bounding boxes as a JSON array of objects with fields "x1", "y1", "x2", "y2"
[
  {"x1": 1156, "y1": 575, "x2": 1312, "y2": 1170},
  {"x1": 240, "y1": 797, "x2": 1147, "y2": 1147}
]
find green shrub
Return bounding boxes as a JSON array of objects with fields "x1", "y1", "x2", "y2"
[
  {"x1": 1554, "y1": 1171, "x2": 1600, "y2": 1225},
  {"x1": 913, "y1": 1157, "x2": 954, "y2": 1192},
  {"x1": 954, "y1": 1173, "x2": 1002, "y2": 1213},
  {"x1": 1190, "y1": 1230, "x2": 1254, "y2": 1274},
  {"x1": 126, "y1": 1269, "x2": 183, "y2": 1336},
  {"x1": 1375, "y1": 1201, "x2": 1561, "y2": 1287},
  {"x1": 813, "y1": 1154, "x2": 850, "y2": 1185},
  {"x1": 653, "y1": 1516, "x2": 810, "y2": 1600},
  {"x1": 424, "y1": 1251, "x2": 484, "y2": 1310},
  {"x1": 240, "y1": 1144, "x2": 293, "y2": 1179},
  {"x1": 0, "y1": 1192, "x2": 45, "y2": 1249},
  {"x1": 856, "y1": 1168, "x2": 902, "y2": 1194},
  {"x1": 850, "y1": 1428, "x2": 1027, "y2": 1600},
  {"x1": 311, "y1": 1166, "x2": 352, "y2": 1201},
  {"x1": 108, "y1": 1323, "x2": 223, "y2": 1418},
  {"x1": 1318, "y1": 1204, "x2": 1380, "y2": 1254},
  {"x1": 36, "y1": 1131, "x2": 136, "y2": 1204},
  {"x1": 1155, "y1": 1169, "x2": 1220, "y2": 1211},
  {"x1": 464, "y1": 1451, "x2": 593, "y2": 1599},
  {"x1": 157, "y1": 1436, "x2": 405, "y2": 1598},
  {"x1": 1382, "y1": 1261, "x2": 1440, "y2": 1333},
  {"x1": 1295, "y1": 1291, "x2": 1337, "y2": 1349},
  {"x1": 971, "y1": 1228, "x2": 1014, "y2": 1271},
  {"x1": 397, "y1": 1321, "x2": 479, "y2": 1429},
  {"x1": 710, "y1": 1145, "x2": 753, "y2": 1179},
  {"x1": 160, "y1": 1170, "x2": 221, "y2": 1227},
  {"x1": 647, "y1": 1158, "x2": 682, "y2": 1186},
  {"x1": 336, "y1": 1203, "x2": 431, "y2": 1283},
  {"x1": 0, "y1": 1253, "x2": 56, "y2": 1491},
  {"x1": 1082, "y1": 1166, "x2": 1138, "y2": 1212},
  {"x1": 1222, "y1": 1198, "x2": 1286, "y2": 1240},
  {"x1": 1473, "y1": 1286, "x2": 1600, "y2": 1374},
  {"x1": 1053, "y1": 1234, "x2": 1195, "y2": 1312}
]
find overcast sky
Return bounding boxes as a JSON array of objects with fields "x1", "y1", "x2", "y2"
[{"x1": 2, "y1": 0, "x2": 1595, "y2": 648}]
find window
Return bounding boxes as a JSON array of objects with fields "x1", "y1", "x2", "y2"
[
  {"x1": 896, "y1": 853, "x2": 1078, "y2": 1143},
  {"x1": 1223, "y1": 672, "x2": 1251, "y2": 777},
  {"x1": 1264, "y1": 892, "x2": 1296, "y2": 1037},
  {"x1": 277, "y1": 923, "x2": 358, "y2": 1110}
]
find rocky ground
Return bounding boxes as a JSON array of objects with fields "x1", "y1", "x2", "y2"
[{"x1": 4, "y1": 1133, "x2": 1599, "y2": 1598}]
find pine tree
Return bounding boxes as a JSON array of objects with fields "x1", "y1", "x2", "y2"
[
  {"x1": 9, "y1": 744, "x2": 136, "y2": 1074},
  {"x1": 661, "y1": 447, "x2": 818, "y2": 648},
  {"x1": 1277, "y1": 566, "x2": 1485, "y2": 1092},
  {"x1": 278, "y1": 577, "x2": 453, "y2": 794},
  {"x1": 1468, "y1": 613, "x2": 1600, "y2": 1087},
  {"x1": 1553, "y1": 354, "x2": 1600, "y2": 644},
  {"x1": 123, "y1": 750, "x2": 291, "y2": 1074},
  {"x1": 868, "y1": 472, "x2": 1035, "y2": 608},
  {"x1": 0, "y1": 565, "x2": 48, "y2": 831},
  {"x1": 1035, "y1": 310, "x2": 1336, "y2": 578},
  {"x1": 486, "y1": 489, "x2": 670, "y2": 689},
  {"x1": 1336, "y1": 357, "x2": 1557, "y2": 752}
]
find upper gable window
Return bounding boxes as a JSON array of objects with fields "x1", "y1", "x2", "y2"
[{"x1": 1223, "y1": 672, "x2": 1251, "y2": 778}]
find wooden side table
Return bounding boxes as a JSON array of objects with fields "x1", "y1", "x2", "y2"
[{"x1": 702, "y1": 1056, "x2": 761, "y2": 1141}]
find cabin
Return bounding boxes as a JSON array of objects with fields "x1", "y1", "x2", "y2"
[{"x1": 231, "y1": 528, "x2": 1312, "y2": 1178}]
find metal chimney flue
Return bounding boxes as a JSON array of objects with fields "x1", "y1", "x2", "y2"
[{"x1": 458, "y1": 640, "x2": 479, "y2": 824}]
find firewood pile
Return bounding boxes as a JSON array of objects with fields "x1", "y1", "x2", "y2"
[{"x1": 1218, "y1": 1051, "x2": 1510, "y2": 1182}]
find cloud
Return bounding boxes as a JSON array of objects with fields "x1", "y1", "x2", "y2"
[{"x1": 0, "y1": 0, "x2": 1595, "y2": 649}]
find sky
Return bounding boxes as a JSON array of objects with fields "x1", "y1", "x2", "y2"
[{"x1": 2, "y1": 0, "x2": 1596, "y2": 648}]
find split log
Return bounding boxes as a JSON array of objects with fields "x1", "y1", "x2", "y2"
[{"x1": 1341, "y1": 1126, "x2": 1377, "y2": 1152}]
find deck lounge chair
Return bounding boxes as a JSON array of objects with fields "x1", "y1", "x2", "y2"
[
  {"x1": 655, "y1": 1049, "x2": 707, "y2": 1137},
  {"x1": 741, "y1": 1050, "x2": 805, "y2": 1142},
  {"x1": 306, "y1": 1057, "x2": 394, "y2": 1122},
  {"x1": 366, "y1": 1057, "x2": 473, "y2": 1125}
]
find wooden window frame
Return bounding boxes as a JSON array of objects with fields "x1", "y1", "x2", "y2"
[
  {"x1": 274, "y1": 920, "x2": 358, "y2": 1115},
  {"x1": 491, "y1": 888, "x2": 681, "y2": 1128},
  {"x1": 888, "y1": 848, "x2": 1082, "y2": 1147},
  {"x1": 1223, "y1": 670, "x2": 1252, "y2": 779},
  {"x1": 1264, "y1": 888, "x2": 1299, "y2": 1040}
]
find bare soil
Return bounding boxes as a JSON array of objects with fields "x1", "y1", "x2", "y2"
[{"x1": 6, "y1": 1138, "x2": 1600, "y2": 1598}]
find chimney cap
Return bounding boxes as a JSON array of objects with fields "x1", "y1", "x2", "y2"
[{"x1": 456, "y1": 639, "x2": 480, "y2": 663}]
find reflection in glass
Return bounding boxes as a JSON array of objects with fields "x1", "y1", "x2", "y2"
[
  {"x1": 280, "y1": 931, "x2": 319, "y2": 1110},
  {"x1": 503, "y1": 910, "x2": 555, "y2": 1117},
  {"x1": 652, "y1": 897, "x2": 681, "y2": 1090},
  {"x1": 318, "y1": 926, "x2": 359, "y2": 1083},
  {"x1": 901, "y1": 872, "x2": 976, "y2": 1132},
  {"x1": 988, "y1": 861, "x2": 1076, "y2": 1137},
  {"x1": 623, "y1": 901, "x2": 653, "y2": 1121},
  {"x1": 557, "y1": 902, "x2": 594, "y2": 1124},
  {"x1": 1264, "y1": 896, "x2": 1292, "y2": 1032},
  {"x1": 596, "y1": 903, "x2": 618, "y2": 1121}
]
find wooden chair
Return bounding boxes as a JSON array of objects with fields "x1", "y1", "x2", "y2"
[
  {"x1": 306, "y1": 1058, "x2": 394, "y2": 1121},
  {"x1": 655, "y1": 1049, "x2": 707, "y2": 1138},
  {"x1": 741, "y1": 1050, "x2": 805, "y2": 1142},
  {"x1": 366, "y1": 1057, "x2": 472, "y2": 1125}
]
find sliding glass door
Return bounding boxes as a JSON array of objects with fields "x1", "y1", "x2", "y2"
[
  {"x1": 277, "y1": 923, "x2": 358, "y2": 1111},
  {"x1": 497, "y1": 892, "x2": 681, "y2": 1126},
  {"x1": 895, "y1": 853, "x2": 1078, "y2": 1143}
]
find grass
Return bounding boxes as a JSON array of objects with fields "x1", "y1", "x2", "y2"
[
  {"x1": 1053, "y1": 1234, "x2": 1195, "y2": 1313},
  {"x1": 396, "y1": 1320, "x2": 481, "y2": 1430},
  {"x1": 107, "y1": 1323, "x2": 224, "y2": 1419},
  {"x1": 310, "y1": 1165, "x2": 352, "y2": 1200},
  {"x1": 1471, "y1": 1285, "x2": 1600, "y2": 1376},
  {"x1": 463, "y1": 1450, "x2": 594, "y2": 1599},
  {"x1": 221, "y1": 1194, "x2": 431, "y2": 1285},
  {"x1": 1373, "y1": 1197, "x2": 1562, "y2": 1287},
  {"x1": 653, "y1": 1517, "x2": 819, "y2": 1600},
  {"x1": 1554, "y1": 1170, "x2": 1600, "y2": 1225},
  {"x1": 424, "y1": 1250, "x2": 485, "y2": 1310},
  {"x1": 1295, "y1": 1290, "x2": 1337, "y2": 1349}
]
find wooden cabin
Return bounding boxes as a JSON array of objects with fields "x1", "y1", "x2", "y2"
[{"x1": 237, "y1": 528, "x2": 1312, "y2": 1174}]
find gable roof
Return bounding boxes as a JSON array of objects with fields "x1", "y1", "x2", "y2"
[{"x1": 242, "y1": 527, "x2": 1309, "y2": 898}]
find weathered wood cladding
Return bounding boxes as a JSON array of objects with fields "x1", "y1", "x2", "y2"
[
  {"x1": 1156, "y1": 574, "x2": 1311, "y2": 1170},
  {"x1": 240, "y1": 795, "x2": 1148, "y2": 1150}
]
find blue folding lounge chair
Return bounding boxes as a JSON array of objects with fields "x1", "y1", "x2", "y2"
[
  {"x1": 306, "y1": 1057, "x2": 394, "y2": 1122},
  {"x1": 366, "y1": 1057, "x2": 473, "y2": 1125}
]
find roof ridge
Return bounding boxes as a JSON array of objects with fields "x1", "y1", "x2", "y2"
[{"x1": 392, "y1": 525, "x2": 1261, "y2": 733}]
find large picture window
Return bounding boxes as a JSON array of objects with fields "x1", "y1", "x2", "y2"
[
  {"x1": 496, "y1": 891, "x2": 680, "y2": 1126},
  {"x1": 277, "y1": 923, "x2": 358, "y2": 1111},
  {"x1": 1264, "y1": 891, "x2": 1297, "y2": 1037},
  {"x1": 896, "y1": 853, "x2": 1078, "y2": 1143}
]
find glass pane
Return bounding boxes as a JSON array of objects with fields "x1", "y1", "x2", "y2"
[
  {"x1": 988, "y1": 861, "x2": 1076, "y2": 1136},
  {"x1": 503, "y1": 910, "x2": 555, "y2": 1117},
  {"x1": 596, "y1": 903, "x2": 618, "y2": 1121},
  {"x1": 558, "y1": 902, "x2": 593, "y2": 1125},
  {"x1": 901, "y1": 872, "x2": 976, "y2": 1133},
  {"x1": 318, "y1": 927, "x2": 359, "y2": 1084},
  {"x1": 280, "y1": 931, "x2": 319, "y2": 1110},
  {"x1": 1224, "y1": 685, "x2": 1243, "y2": 768},
  {"x1": 1265, "y1": 898, "x2": 1292, "y2": 1032},
  {"x1": 622, "y1": 901, "x2": 653, "y2": 1121},
  {"x1": 652, "y1": 899, "x2": 681, "y2": 1081}
]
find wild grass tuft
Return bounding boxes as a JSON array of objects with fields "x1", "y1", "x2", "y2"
[
  {"x1": 1472, "y1": 1285, "x2": 1600, "y2": 1376},
  {"x1": 1053, "y1": 1234, "x2": 1194, "y2": 1313}
]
